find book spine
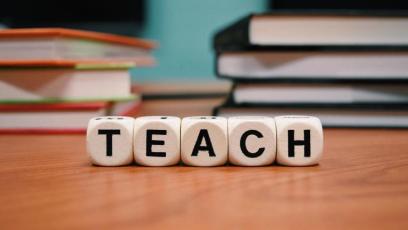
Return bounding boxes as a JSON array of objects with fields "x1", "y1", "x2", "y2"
[{"x1": 213, "y1": 14, "x2": 252, "y2": 52}]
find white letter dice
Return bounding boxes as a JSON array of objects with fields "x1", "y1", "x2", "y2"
[
  {"x1": 275, "y1": 116, "x2": 323, "y2": 166},
  {"x1": 181, "y1": 116, "x2": 228, "y2": 166},
  {"x1": 134, "y1": 116, "x2": 181, "y2": 166},
  {"x1": 228, "y1": 116, "x2": 277, "y2": 166},
  {"x1": 87, "y1": 116, "x2": 134, "y2": 166}
]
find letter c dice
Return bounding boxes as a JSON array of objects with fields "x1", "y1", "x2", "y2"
[
  {"x1": 86, "y1": 116, "x2": 134, "y2": 166},
  {"x1": 228, "y1": 116, "x2": 277, "y2": 166},
  {"x1": 275, "y1": 116, "x2": 324, "y2": 166}
]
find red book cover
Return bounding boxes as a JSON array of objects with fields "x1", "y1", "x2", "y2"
[{"x1": 0, "y1": 102, "x2": 107, "y2": 112}]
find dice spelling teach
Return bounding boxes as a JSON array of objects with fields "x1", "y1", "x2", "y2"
[{"x1": 86, "y1": 115, "x2": 324, "y2": 167}]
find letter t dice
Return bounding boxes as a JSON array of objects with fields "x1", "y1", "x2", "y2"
[{"x1": 86, "y1": 116, "x2": 134, "y2": 166}]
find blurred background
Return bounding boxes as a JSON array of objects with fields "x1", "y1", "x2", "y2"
[
  {"x1": 2, "y1": 0, "x2": 408, "y2": 129},
  {"x1": 2, "y1": 0, "x2": 405, "y2": 83},
  {"x1": 0, "y1": 0, "x2": 268, "y2": 82}
]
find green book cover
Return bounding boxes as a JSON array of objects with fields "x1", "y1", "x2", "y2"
[{"x1": 0, "y1": 62, "x2": 136, "y2": 71}]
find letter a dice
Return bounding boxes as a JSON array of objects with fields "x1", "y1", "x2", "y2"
[
  {"x1": 228, "y1": 116, "x2": 277, "y2": 166},
  {"x1": 181, "y1": 116, "x2": 228, "y2": 166},
  {"x1": 87, "y1": 116, "x2": 134, "y2": 166},
  {"x1": 275, "y1": 116, "x2": 324, "y2": 166},
  {"x1": 134, "y1": 116, "x2": 181, "y2": 166}
]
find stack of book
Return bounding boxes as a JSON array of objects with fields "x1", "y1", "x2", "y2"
[
  {"x1": 0, "y1": 28, "x2": 156, "y2": 133},
  {"x1": 213, "y1": 11, "x2": 408, "y2": 128}
]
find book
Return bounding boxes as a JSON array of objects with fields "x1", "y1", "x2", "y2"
[
  {"x1": 214, "y1": 11, "x2": 408, "y2": 51},
  {"x1": 232, "y1": 83, "x2": 408, "y2": 105},
  {"x1": 0, "y1": 99, "x2": 141, "y2": 134},
  {"x1": 0, "y1": 28, "x2": 156, "y2": 66},
  {"x1": 214, "y1": 104, "x2": 408, "y2": 128},
  {"x1": 0, "y1": 67, "x2": 135, "y2": 104},
  {"x1": 217, "y1": 51, "x2": 408, "y2": 82}
]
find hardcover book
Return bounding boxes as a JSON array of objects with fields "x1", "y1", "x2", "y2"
[
  {"x1": 0, "y1": 66, "x2": 136, "y2": 104},
  {"x1": 214, "y1": 103, "x2": 408, "y2": 128},
  {"x1": 216, "y1": 51, "x2": 408, "y2": 82},
  {"x1": 231, "y1": 83, "x2": 408, "y2": 105},
  {"x1": 0, "y1": 99, "x2": 141, "y2": 134},
  {"x1": 0, "y1": 28, "x2": 156, "y2": 66},
  {"x1": 214, "y1": 10, "x2": 408, "y2": 51}
]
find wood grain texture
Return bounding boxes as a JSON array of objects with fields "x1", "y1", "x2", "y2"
[{"x1": 1, "y1": 98, "x2": 408, "y2": 229}]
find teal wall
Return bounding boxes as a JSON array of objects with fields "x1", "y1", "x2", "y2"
[{"x1": 132, "y1": 0, "x2": 267, "y2": 82}]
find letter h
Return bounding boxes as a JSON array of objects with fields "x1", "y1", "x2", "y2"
[{"x1": 288, "y1": 130, "x2": 311, "y2": 157}]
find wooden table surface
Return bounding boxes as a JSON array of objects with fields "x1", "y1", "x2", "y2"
[{"x1": 1, "y1": 98, "x2": 408, "y2": 229}]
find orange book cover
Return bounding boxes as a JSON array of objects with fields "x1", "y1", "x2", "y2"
[{"x1": 0, "y1": 28, "x2": 156, "y2": 49}]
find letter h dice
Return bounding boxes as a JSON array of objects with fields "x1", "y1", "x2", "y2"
[{"x1": 275, "y1": 116, "x2": 324, "y2": 166}]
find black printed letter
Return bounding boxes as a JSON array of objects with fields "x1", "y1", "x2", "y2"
[
  {"x1": 146, "y1": 129, "x2": 167, "y2": 157},
  {"x1": 288, "y1": 130, "x2": 310, "y2": 157},
  {"x1": 191, "y1": 129, "x2": 215, "y2": 157},
  {"x1": 240, "y1": 130, "x2": 264, "y2": 158},
  {"x1": 98, "y1": 129, "x2": 121, "y2": 156}
]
